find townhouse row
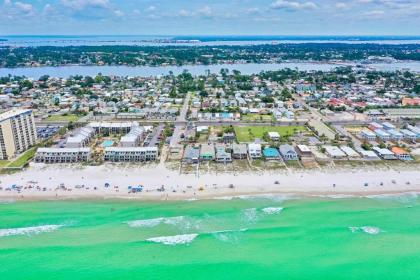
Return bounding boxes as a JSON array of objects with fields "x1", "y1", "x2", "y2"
[
  {"x1": 35, "y1": 146, "x2": 158, "y2": 163},
  {"x1": 182, "y1": 143, "x2": 308, "y2": 163},
  {"x1": 361, "y1": 122, "x2": 419, "y2": 143}
]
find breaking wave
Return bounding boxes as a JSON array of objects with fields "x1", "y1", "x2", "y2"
[
  {"x1": 0, "y1": 224, "x2": 63, "y2": 238},
  {"x1": 262, "y1": 207, "x2": 284, "y2": 215},
  {"x1": 366, "y1": 192, "x2": 419, "y2": 205},
  {"x1": 349, "y1": 226, "x2": 381, "y2": 235},
  {"x1": 215, "y1": 194, "x2": 297, "y2": 202},
  {"x1": 211, "y1": 228, "x2": 247, "y2": 243},
  {"x1": 242, "y1": 208, "x2": 258, "y2": 223},
  {"x1": 126, "y1": 216, "x2": 186, "y2": 228},
  {"x1": 146, "y1": 234, "x2": 198, "y2": 245},
  {"x1": 0, "y1": 199, "x2": 16, "y2": 204}
]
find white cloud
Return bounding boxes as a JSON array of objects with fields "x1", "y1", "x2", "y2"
[
  {"x1": 43, "y1": 3, "x2": 54, "y2": 13},
  {"x1": 246, "y1": 7, "x2": 261, "y2": 14},
  {"x1": 14, "y1": 1, "x2": 33, "y2": 13},
  {"x1": 335, "y1": 2, "x2": 348, "y2": 9},
  {"x1": 271, "y1": 0, "x2": 318, "y2": 11},
  {"x1": 362, "y1": 9, "x2": 385, "y2": 17},
  {"x1": 198, "y1": 5, "x2": 212, "y2": 17},
  {"x1": 178, "y1": 9, "x2": 191, "y2": 17},
  {"x1": 114, "y1": 9, "x2": 124, "y2": 17},
  {"x1": 145, "y1": 5, "x2": 156, "y2": 12},
  {"x1": 60, "y1": 0, "x2": 110, "y2": 11}
]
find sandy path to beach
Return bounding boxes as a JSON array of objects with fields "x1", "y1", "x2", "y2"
[{"x1": 0, "y1": 163, "x2": 419, "y2": 201}]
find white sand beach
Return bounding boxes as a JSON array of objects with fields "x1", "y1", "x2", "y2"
[{"x1": 0, "y1": 163, "x2": 419, "y2": 201}]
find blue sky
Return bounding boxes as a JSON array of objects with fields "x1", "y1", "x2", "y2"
[{"x1": 1, "y1": 0, "x2": 419, "y2": 35}]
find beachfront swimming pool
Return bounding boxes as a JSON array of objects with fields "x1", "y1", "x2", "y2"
[{"x1": 102, "y1": 140, "x2": 114, "y2": 147}]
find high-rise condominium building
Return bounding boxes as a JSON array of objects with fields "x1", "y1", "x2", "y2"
[{"x1": 0, "y1": 109, "x2": 37, "y2": 160}]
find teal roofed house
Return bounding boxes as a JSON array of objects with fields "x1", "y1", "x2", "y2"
[
  {"x1": 263, "y1": 147, "x2": 281, "y2": 160},
  {"x1": 200, "y1": 144, "x2": 215, "y2": 161}
]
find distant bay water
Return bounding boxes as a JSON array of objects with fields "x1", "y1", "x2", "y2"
[
  {"x1": 0, "y1": 61, "x2": 419, "y2": 79},
  {"x1": 1, "y1": 35, "x2": 420, "y2": 47}
]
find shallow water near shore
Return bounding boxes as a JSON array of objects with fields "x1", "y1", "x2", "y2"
[{"x1": 1, "y1": 195, "x2": 419, "y2": 279}]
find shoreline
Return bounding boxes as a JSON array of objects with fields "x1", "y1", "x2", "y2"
[{"x1": 0, "y1": 163, "x2": 419, "y2": 202}]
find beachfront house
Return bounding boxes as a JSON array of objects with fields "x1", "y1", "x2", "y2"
[
  {"x1": 35, "y1": 148, "x2": 91, "y2": 163},
  {"x1": 215, "y1": 144, "x2": 232, "y2": 163},
  {"x1": 391, "y1": 147, "x2": 412, "y2": 161},
  {"x1": 368, "y1": 122, "x2": 383, "y2": 131},
  {"x1": 340, "y1": 146, "x2": 360, "y2": 159},
  {"x1": 296, "y1": 145, "x2": 312, "y2": 158},
  {"x1": 375, "y1": 129, "x2": 391, "y2": 141},
  {"x1": 323, "y1": 145, "x2": 346, "y2": 160},
  {"x1": 222, "y1": 133, "x2": 236, "y2": 144},
  {"x1": 373, "y1": 147, "x2": 397, "y2": 160},
  {"x1": 196, "y1": 126, "x2": 209, "y2": 134},
  {"x1": 263, "y1": 147, "x2": 281, "y2": 160},
  {"x1": 183, "y1": 146, "x2": 200, "y2": 164},
  {"x1": 382, "y1": 122, "x2": 396, "y2": 131},
  {"x1": 279, "y1": 144, "x2": 299, "y2": 161},
  {"x1": 248, "y1": 143, "x2": 262, "y2": 159},
  {"x1": 232, "y1": 143, "x2": 248, "y2": 159},
  {"x1": 356, "y1": 149, "x2": 380, "y2": 160},
  {"x1": 407, "y1": 125, "x2": 420, "y2": 138},
  {"x1": 400, "y1": 129, "x2": 417, "y2": 143},
  {"x1": 200, "y1": 144, "x2": 215, "y2": 161},
  {"x1": 361, "y1": 129, "x2": 376, "y2": 141},
  {"x1": 104, "y1": 147, "x2": 158, "y2": 162},
  {"x1": 387, "y1": 129, "x2": 403, "y2": 142},
  {"x1": 268, "y1": 132, "x2": 281, "y2": 141}
]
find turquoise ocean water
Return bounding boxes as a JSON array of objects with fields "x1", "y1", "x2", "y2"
[{"x1": 1, "y1": 195, "x2": 419, "y2": 279}]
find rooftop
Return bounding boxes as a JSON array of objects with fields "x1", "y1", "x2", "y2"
[{"x1": 0, "y1": 109, "x2": 32, "y2": 122}]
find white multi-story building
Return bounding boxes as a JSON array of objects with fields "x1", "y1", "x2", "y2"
[
  {"x1": 360, "y1": 129, "x2": 376, "y2": 141},
  {"x1": 120, "y1": 125, "x2": 145, "y2": 147},
  {"x1": 66, "y1": 126, "x2": 95, "y2": 148},
  {"x1": 401, "y1": 129, "x2": 417, "y2": 143},
  {"x1": 104, "y1": 147, "x2": 158, "y2": 162},
  {"x1": 248, "y1": 143, "x2": 262, "y2": 159},
  {"x1": 35, "y1": 148, "x2": 91, "y2": 163},
  {"x1": 89, "y1": 122, "x2": 135, "y2": 135},
  {"x1": 0, "y1": 109, "x2": 37, "y2": 160}
]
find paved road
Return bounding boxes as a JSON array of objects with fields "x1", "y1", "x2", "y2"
[
  {"x1": 170, "y1": 93, "x2": 191, "y2": 147},
  {"x1": 147, "y1": 124, "x2": 164, "y2": 147}
]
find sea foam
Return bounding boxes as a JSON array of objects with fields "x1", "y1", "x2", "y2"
[
  {"x1": 366, "y1": 192, "x2": 419, "y2": 205},
  {"x1": 349, "y1": 226, "x2": 381, "y2": 235},
  {"x1": 262, "y1": 207, "x2": 284, "y2": 215},
  {"x1": 127, "y1": 216, "x2": 185, "y2": 228},
  {"x1": 0, "y1": 199, "x2": 16, "y2": 204},
  {"x1": 211, "y1": 228, "x2": 247, "y2": 243},
  {"x1": 146, "y1": 233, "x2": 198, "y2": 245},
  {"x1": 0, "y1": 224, "x2": 63, "y2": 238},
  {"x1": 242, "y1": 208, "x2": 258, "y2": 223}
]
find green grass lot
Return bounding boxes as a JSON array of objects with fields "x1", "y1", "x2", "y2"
[
  {"x1": 7, "y1": 148, "x2": 37, "y2": 168},
  {"x1": 241, "y1": 114, "x2": 273, "y2": 122},
  {"x1": 197, "y1": 133, "x2": 209, "y2": 143},
  {"x1": 234, "y1": 126, "x2": 306, "y2": 142},
  {"x1": 45, "y1": 114, "x2": 81, "y2": 122},
  {"x1": 0, "y1": 160, "x2": 10, "y2": 168}
]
